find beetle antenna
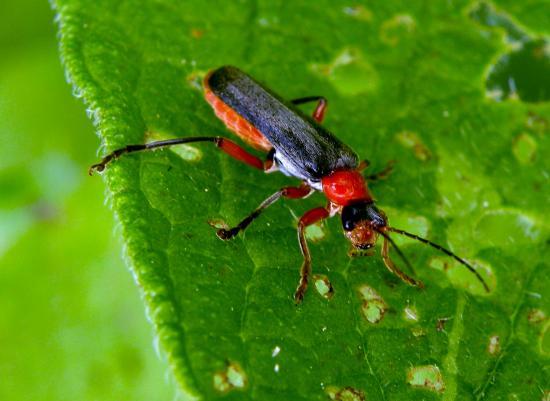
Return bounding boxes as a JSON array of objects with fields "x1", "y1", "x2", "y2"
[
  {"x1": 376, "y1": 229, "x2": 417, "y2": 278},
  {"x1": 385, "y1": 226, "x2": 490, "y2": 292}
]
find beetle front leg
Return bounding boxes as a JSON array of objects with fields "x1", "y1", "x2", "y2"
[
  {"x1": 294, "y1": 206, "x2": 330, "y2": 303},
  {"x1": 215, "y1": 183, "x2": 313, "y2": 240},
  {"x1": 380, "y1": 236, "x2": 423, "y2": 288},
  {"x1": 361, "y1": 160, "x2": 395, "y2": 181},
  {"x1": 291, "y1": 96, "x2": 328, "y2": 123}
]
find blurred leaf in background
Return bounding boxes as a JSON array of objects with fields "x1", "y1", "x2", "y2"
[{"x1": 0, "y1": 0, "x2": 173, "y2": 400}]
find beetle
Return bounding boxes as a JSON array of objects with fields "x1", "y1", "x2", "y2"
[{"x1": 90, "y1": 65, "x2": 490, "y2": 302}]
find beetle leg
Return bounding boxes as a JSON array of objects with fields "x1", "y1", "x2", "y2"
[
  {"x1": 294, "y1": 206, "x2": 330, "y2": 303},
  {"x1": 88, "y1": 136, "x2": 273, "y2": 175},
  {"x1": 216, "y1": 183, "x2": 313, "y2": 240},
  {"x1": 381, "y1": 236, "x2": 423, "y2": 287},
  {"x1": 363, "y1": 160, "x2": 395, "y2": 181},
  {"x1": 291, "y1": 96, "x2": 328, "y2": 123}
]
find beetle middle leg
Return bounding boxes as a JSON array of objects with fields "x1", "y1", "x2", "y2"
[
  {"x1": 291, "y1": 96, "x2": 328, "y2": 123},
  {"x1": 216, "y1": 183, "x2": 313, "y2": 240}
]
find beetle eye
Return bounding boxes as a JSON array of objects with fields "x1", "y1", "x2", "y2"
[{"x1": 341, "y1": 201, "x2": 369, "y2": 231}]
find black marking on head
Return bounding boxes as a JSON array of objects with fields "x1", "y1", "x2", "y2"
[{"x1": 341, "y1": 201, "x2": 386, "y2": 231}]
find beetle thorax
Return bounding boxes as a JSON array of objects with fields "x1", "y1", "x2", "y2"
[{"x1": 321, "y1": 170, "x2": 372, "y2": 206}]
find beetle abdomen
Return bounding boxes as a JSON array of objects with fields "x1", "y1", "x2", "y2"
[{"x1": 204, "y1": 77, "x2": 272, "y2": 152}]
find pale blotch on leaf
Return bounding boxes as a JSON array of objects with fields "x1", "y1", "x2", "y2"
[
  {"x1": 395, "y1": 130, "x2": 432, "y2": 161},
  {"x1": 429, "y1": 257, "x2": 496, "y2": 295},
  {"x1": 358, "y1": 285, "x2": 388, "y2": 324},
  {"x1": 305, "y1": 221, "x2": 325, "y2": 242},
  {"x1": 213, "y1": 361, "x2": 247, "y2": 393},
  {"x1": 380, "y1": 14, "x2": 416, "y2": 46},
  {"x1": 326, "y1": 385, "x2": 365, "y2": 401},
  {"x1": 310, "y1": 48, "x2": 379, "y2": 96},
  {"x1": 528, "y1": 309, "x2": 547, "y2": 324},
  {"x1": 145, "y1": 131, "x2": 202, "y2": 161},
  {"x1": 342, "y1": 5, "x2": 373, "y2": 22},
  {"x1": 313, "y1": 274, "x2": 334, "y2": 300},
  {"x1": 488, "y1": 335, "x2": 501, "y2": 355},
  {"x1": 473, "y1": 208, "x2": 542, "y2": 248},
  {"x1": 378, "y1": 206, "x2": 430, "y2": 247},
  {"x1": 542, "y1": 390, "x2": 550, "y2": 401},
  {"x1": 512, "y1": 132, "x2": 537, "y2": 164},
  {"x1": 407, "y1": 365, "x2": 445, "y2": 393},
  {"x1": 403, "y1": 305, "x2": 419, "y2": 322}
]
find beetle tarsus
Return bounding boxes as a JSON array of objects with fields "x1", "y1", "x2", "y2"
[
  {"x1": 364, "y1": 160, "x2": 395, "y2": 181},
  {"x1": 216, "y1": 227, "x2": 239, "y2": 240},
  {"x1": 294, "y1": 276, "x2": 308, "y2": 304},
  {"x1": 88, "y1": 163, "x2": 105, "y2": 175}
]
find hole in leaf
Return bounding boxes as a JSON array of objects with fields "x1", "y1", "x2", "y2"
[
  {"x1": 486, "y1": 40, "x2": 550, "y2": 103},
  {"x1": 407, "y1": 365, "x2": 445, "y2": 393},
  {"x1": 358, "y1": 285, "x2": 388, "y2": 324},
  {"x1": 528, "y1": 309, "x2": 547, "y2": 324},
  {"x1": 469, "y1": 3, "x2": 550, "y2": 103},
  {"x1": 305, "y1": 221, "x2": 326, "y2": 242},
  {"x1": 469, "y1": 2, "x2": 528, "y2": 44},
  {"x1": 488, "y1": 335, "x2": 501, "y2": 355},
  {"x1": 213, "y1": 361, "x2": 247, "y2": 393},
  {"x1": 313, "y1": 274, "x2": 334, "y2": 300},
  {"x1": 326, "y1": 385, "x2": 366, "y2": 401}
]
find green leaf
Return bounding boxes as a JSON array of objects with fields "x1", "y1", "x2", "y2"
[{"x1": 53, "y1": 1, "x2": 550, "y2": 400}]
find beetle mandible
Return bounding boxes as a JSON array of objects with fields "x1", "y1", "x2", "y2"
[{"x1": 90, "y1": 65, "x2": 489, "y2": 302}]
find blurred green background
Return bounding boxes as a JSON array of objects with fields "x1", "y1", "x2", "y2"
[{"x1": 0, "y1": 1, "x2": 173, "y2": 399}]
